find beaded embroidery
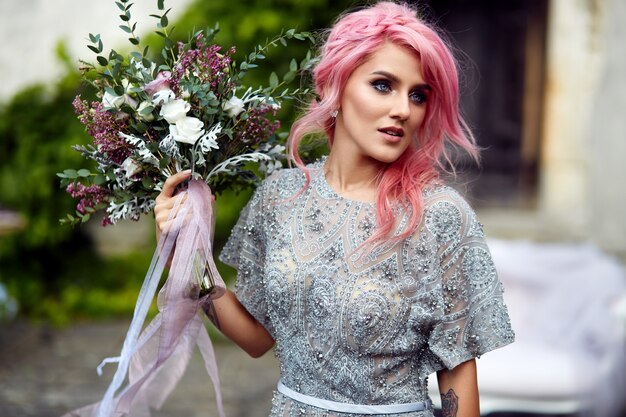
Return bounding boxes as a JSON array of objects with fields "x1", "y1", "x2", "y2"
[{"x1": 220, "y1": 161, "x2": 514, "y2": 417}]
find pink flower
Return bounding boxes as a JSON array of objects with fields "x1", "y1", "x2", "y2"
[{"x1": 144, "y1": 71, "x2": 172, "y2": 97}]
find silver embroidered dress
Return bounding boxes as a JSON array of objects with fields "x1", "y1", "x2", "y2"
[{"x1": 220, "y1": 161, "x2": 514, "y2": 417}]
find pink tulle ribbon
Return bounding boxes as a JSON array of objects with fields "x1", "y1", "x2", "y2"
[{"x1": 64, "y1": 179, "x2": 226, "y2": 417}]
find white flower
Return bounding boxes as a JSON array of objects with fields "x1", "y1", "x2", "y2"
[
  {"x1": 222, "y1": 95, "x2": 245, "y2": 118},
  {"x1": 160, "y1": 99, "x2": 190, "y2": 124},
  {"x1": 121, "y1": 157, "x2": 142, "y2": 178},
  {"x1": 151, "y1": 89, "x2": 175, "y2": 106},
  {"x1": 102, "y1": 91, "x2": 125, "y2": 109},
  {"x1": 137, "y1": 101, "x2": 155, "y2": 122},
  {"x1": 181, "y1": 87, "x2": 191, "y2": 99},
  {"x1": 169, "y1": 117, "x2": 205, "y2": 145}
]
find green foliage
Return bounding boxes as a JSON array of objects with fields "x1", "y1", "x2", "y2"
[{"x1": 0, "y1": 0, "x2": 351, "y2": 323}]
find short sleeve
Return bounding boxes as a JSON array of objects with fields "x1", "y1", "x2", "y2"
[
  {"x1": 219, "y1": 183, "x2": 273, "y2": 333},
  {"x1": 424, "y1": 188, "x2": 514, "y2": 371}
]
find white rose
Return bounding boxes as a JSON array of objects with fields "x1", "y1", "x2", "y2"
[
  {"x1": 121, "y1": 157, "x2": 142, "y2": 178},
  {"x1": 137, "y1": 101, "x2": 155, "y2": 122},
  {"x1": 222, "y1": 96, "x2": 245, "y2": 118},
  {"x1": 102, "y1": 91, "x2": 125, "y2": 109},
  {"x1": 160, "y1": 99, "x2": 190, "y2": 124},
  {"x1": 169, "y1": 117, "x2": 205, "y2": 145},
  {"x1": 151, "y1": 89, "x2": 175, "y2": 106}
]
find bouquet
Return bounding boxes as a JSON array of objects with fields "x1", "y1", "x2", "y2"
[
  {"x1": 59, "y1": 0, "x2": 314, "y2": 227},
  {"x1": 59, "y1": 2, "x2": 314, "y2": 416}
]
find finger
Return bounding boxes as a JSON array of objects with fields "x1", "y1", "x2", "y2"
[
  {"x1": 161, "y1": 170, "x2": 192, "y2": 198},
  {"x1": 155, "y1": 192, "x2": 188, "y2": 211}
]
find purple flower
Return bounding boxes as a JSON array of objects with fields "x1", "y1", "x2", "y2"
[
  {"x1": 66, "y1": 183, "x2": 112, "y2": 225},
  {"x1": 144, "y1": 71, "x2": 172, "y2": 97},
  {"x1": 73, "y1": 96, "x2": 133, "y2": 164}
]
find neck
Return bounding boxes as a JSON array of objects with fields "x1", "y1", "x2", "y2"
[{"x1": 324, "y1": 150, "x2": 383, "y2": 202}]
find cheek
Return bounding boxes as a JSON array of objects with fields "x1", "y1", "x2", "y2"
[{"x1": 344, "y1": 86, "x2": 380, "y2": 119}]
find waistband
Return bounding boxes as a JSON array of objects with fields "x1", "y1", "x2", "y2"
[{"x1": 277, "y1": 380, "x2": 432, "y2": 415}]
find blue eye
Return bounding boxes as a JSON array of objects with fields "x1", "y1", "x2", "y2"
[
  {"x1": 371, "y1": 80, "x2": 391, "y2": 93},
  {"x1": 410, "y1": 90, "x2": 428, "y2": 104}
]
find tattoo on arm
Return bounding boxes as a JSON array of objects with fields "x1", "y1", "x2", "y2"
[
  {"x1": 203, "y1": 300, "x2": 221, "y2": 330},
  {"x1": 440, "y1": 388, "x2": 459, "y2": 417}
]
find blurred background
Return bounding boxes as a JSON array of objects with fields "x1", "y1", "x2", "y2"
[{"x1": 0, "y1": 0, "x2": 625, "y2": 416}]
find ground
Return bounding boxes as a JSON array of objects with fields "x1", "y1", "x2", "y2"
[{"x1": 0, "y1": 320, "x2": 279, "y2": 417}]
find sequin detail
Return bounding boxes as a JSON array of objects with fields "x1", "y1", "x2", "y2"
[{"x1": 220, "y1": 161, "x2": 514, "y2": 416}]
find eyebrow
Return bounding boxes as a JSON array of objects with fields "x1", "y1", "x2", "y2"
[{"x1": 371, "y1": 70, "x2": 431, "y2": 90}]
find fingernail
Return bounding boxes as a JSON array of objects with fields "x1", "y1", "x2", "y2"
[{"x1": 181, "y1": 169, "x2": 192, "y2": 175}]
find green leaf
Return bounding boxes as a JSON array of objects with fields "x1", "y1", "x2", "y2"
[
  {"x1": 113, "y1": 85, "x2": 125, "y2": 95},
  {"x1": 155, "y1": 30, "x2": 166, "y2": 38},
  {"x1": 94, "y1": 174, "x2": 107, "y2": 185},
  {"x1": 141, "y1": 177, "x2": 153, "y2": 188},
  {"x1": 97, "y1": 56, "x2": 108, "y2": 66},
  {"x1": 160, "y1": 15, "x2": 168, "y2": 28},
  {"x1": 157, "y1": 0, "x2": 164, "y2": 10},
  {"x1": 98, "y1": 39, "x2": 103, "y2": 52},
  {"x1": 129, "y1": 37, "x2": 140, "y2": 45},
  {"x1": 289, "y1": 58, "x2": 297, "y2": 72},
  {"x1": 283, "y1": 71, "x2": 295, "y2": 83},
  {"x1": 87, "y1": 45, "x2": 100, "y2": 54},
  {"x1": 279, "y1": 37, "x2": 287, "y2": 47},
  {"x1": 77, "y1": 169, "x2": 91, "y2": 177},
  {"x1": 286, "y1": 29, "x2": 295, "y2": 38},
  {"x1": 89, "y1": 33, "x2": 97, "y2": 43},
  {"x1": 63, "y1": 169, "x2": 78, "y2": 179},
  {"x1": 119, "y1": 24, "x2": 132, "y2": 33},
  {"x1": 115, "y1": 2, "x2": 125, "y2": 11},
  {"x1": 269, "y1": 72, "x2": 279, "y2": 88},
  {"x1": 119, "y1": 14, "x2": 130, "y2": 22}
]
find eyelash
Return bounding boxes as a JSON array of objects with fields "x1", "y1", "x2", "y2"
[{"x1": 370, "y1": 80, "x2": 428, "y2": 104}]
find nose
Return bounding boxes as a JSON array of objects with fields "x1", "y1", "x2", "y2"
[{"x1": 389, "y1": 93, "x2": 410, "y2": 120}]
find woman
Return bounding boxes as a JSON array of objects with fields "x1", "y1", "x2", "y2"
[{"x1": 155, "y1": 2, "x2": 514, "y2": 416}]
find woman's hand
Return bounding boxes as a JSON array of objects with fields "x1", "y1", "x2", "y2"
[{"x1": 154, "y1": 170, "x2": 192, "y2": 241}]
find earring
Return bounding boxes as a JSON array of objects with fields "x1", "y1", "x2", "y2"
[{"x1": 330, "y1": 109, "x2": 338, "y2": 118}]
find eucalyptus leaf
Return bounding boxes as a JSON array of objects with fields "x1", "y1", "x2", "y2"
[
  {"x1": 63, "y1": 169, "x2": 78, "y2": 179},
  {"x1": 94, "y1": 174, "x2": 107, "y2": 185},
  {"x1": 77, "y1": 169, "x2": 91, "y2": 177},
  {"x1": 269, "y1": 72, "x2": 279, "y2": 88}
]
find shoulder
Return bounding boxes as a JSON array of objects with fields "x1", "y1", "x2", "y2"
[
  {"x1": 257, "y1": 159, "x2": 323, "y2": 199},
  {"x1": 420, "y1": 184, "x2": 486, "y2": 244}
]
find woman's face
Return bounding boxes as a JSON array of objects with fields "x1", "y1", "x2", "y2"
[{"x1": 333, "y1": 42, "x2": 429, "y2": 165}]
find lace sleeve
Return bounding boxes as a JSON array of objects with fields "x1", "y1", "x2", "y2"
[
  {"x1": 219, "y1": 183, "x2": 272, "y2": 332},
  {"x1": 425, "y1": 188, "x2": 515, "y2": 371}
]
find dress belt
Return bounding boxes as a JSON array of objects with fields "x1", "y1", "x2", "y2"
[{"x1": 277, "y1": 380, "x2": 432, "y2": 415}]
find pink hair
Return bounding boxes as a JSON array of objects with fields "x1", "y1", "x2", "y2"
[{"x1": 286, "y1": 1, "x2": 478, "y2": 245}]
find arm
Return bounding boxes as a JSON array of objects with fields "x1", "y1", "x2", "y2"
[
  {"x1": 206, "y1": 290, "x2": 275, "y2": 358},
  {"x1": 154, "y1": 171, "x2": 275, "y2": 358},
  {"x1": 436, "y1": 359, "x2": 480, "y2": 417}
]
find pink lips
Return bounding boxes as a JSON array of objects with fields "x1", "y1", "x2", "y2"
[{"x1": 378, "y1": 126, "x2": 405, "y2": 142}]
